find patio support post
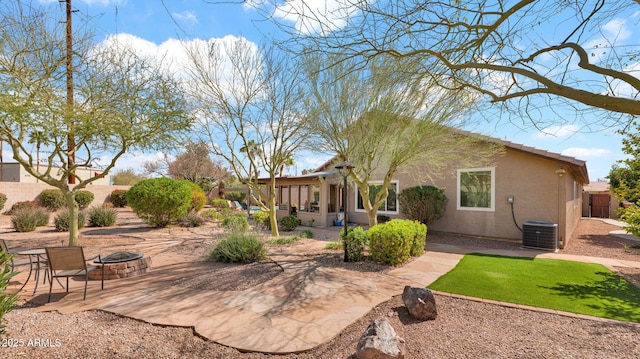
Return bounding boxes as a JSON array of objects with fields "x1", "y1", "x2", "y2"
[{"x1": 335, "y1": 161, "x2": 355, "y2": 262}]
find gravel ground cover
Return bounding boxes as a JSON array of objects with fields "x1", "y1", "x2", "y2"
[{"x1": 2, "y1": 213, "x2": 640, "y2": 358}]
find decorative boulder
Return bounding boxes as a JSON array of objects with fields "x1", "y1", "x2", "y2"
[
  {"x1": 402, "y1": 286, "x2": 438, "y2": 320},
  {"x1": 356, "y1": 319, "x2": 405, "y2": 359}
]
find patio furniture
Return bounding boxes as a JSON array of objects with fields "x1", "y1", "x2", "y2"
[
  {"x1": 45, "y1": 246, "x2": 104, "y2": 302},
  {"x1": 0, "y1": 238, "x2": 31, "y2": 273}
]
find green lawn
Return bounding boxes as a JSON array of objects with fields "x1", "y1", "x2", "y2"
[{"x1": 428, "y1": 253, "x2": 640, "y2": 322}]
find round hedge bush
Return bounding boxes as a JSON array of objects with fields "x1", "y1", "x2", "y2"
[
  {"x1": 368, "y1": 219, "x2": 426, "y2": 266},
  {"x1": 38, "y1": 189, "x2": 66, "y2": 211},
  {"x1": 74, "y1": 190, "x2": 95, "y2": 211},
  {"x1": 110, "y1": 189, "x2": 128, "y2": 208},
  {"x1": 126, "y1": 178, "x2": 193, "y2": 227},
  {"x1": 178, "y1": 180, "x2": 206, "y2": 213},
  {"x1": 279, "y1": 215, "x2": 301, "y2": 231},
  {"x1": 398, "y1": 185, "x2": 448, "y2": 225}
]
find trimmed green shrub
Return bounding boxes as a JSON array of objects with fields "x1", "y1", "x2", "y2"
[
  {"x1": 38, "y1": 189, "x2": 66, "y2": 211},
  {"x1": 340, "y1": 226, "x2": 369, "y2": 262},
  {"x1": 622, "y1": 204, "x2": 640, "y2": 238},
  {"x1": 110, "y1": 189, "x2": 128, "y2": 208},
  {"x1": 300, "y1": 230, "x2": 314, "y2": 238},
  {"x1": 209, "y1": 198, "x2": 230, "y2": 210},
  {"x1": 126, "y1": 178, "x2": 193, "y2": 227},
  {"x1": 0, "y1": 248, "x2": 18, "y2": 336},
  {"x1": 399, "y1": 185, "x2": 448, "y2": 225},
  {"x1": 74, "y1": 190, "x2": 95, "y2": 210},
  {"x1": 279, "y1": 215, "x2": 301, "y2": 231},
  {"x1": 88, "y1": 205, "x2": 118, "y2": 227},
  {"x1": 210, "y1": 233, "x2": 266, "y2": 263},
  {"x1": 252, "y1": 210, "x2": 270, "y2": 229},
  {"x1": 180, "y1": 212, "x2": 205, "y2": 227},
  {"x1": 225, "y1": 191, "x2": 246, "y2": 203},
  {"x1": 222, "y1": 215, "x2": 250, "y2": 233},
  {"x1": 11, "y1": 207, "x2": 40, "y2": 232},
  {"x1": 9, "y1": 200, "x2": 39, "y2": 214},
  {"x1": 178, "y1": 180, "x2": 207, "y2": 213},
  {"x1": 54, "y1": 210, "x2": 86, "y2": 232},
  {"x1": 0, "y1": 193, "x2": 7, "y2": 212},
  {"x1": 368, "y1": 219, "x2": 426, "y2": 266}
]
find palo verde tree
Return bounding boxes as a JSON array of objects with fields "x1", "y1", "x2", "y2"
[
  {"x1": 0, "y1": 3, "x2": 191, "y2": 245},
  {"x1": 304, "y1": 53, "x2": 500, "y2": 227},
  {"x1": 261, "y1": 0, "x2": 639, "y2": 129},
  {"x1": 184, "y1": 37, "x2": 307, "y2": 236}
]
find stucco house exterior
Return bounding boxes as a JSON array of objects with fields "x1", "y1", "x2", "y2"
[{"x1": 259, "y1": 137, "x2": 589, "y2": 249}]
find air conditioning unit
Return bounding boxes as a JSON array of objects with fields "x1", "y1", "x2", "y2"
[{"x1": 522, "y1": 220, "x2": 558, "y2": 251}]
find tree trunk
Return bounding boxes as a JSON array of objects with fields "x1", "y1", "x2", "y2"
[
  {"x1": 64, "y1": 191, "x2": 79, "y2": 246},
  {"x1": 268, "y1": 180, "x2": 280, "y2": 237}
]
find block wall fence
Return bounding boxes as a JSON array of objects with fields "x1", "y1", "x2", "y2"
[{"x1": 0, "y1": 183, "x2": 131, "y2": 211}]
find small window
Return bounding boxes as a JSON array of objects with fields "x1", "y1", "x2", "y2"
[
  {"x1": 457, "y1": 167, "x2": 495, "y2": 211},
  {"x1": 356, "y1": 181, "x2": 399, "y2": 214}
]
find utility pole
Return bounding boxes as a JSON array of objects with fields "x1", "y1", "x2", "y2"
[{"x1": 63, "y1": 0, "x2": 75, "y2": 184}]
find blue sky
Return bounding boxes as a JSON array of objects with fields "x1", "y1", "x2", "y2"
[{"x1": 6, "y1": 0, "x2": 635, "y2": 182}]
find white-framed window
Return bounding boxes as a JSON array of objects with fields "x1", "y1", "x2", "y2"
[
  {"x1": 355, "y1": 181, "x2": 399, "y2": 214},
  {"x1": 457, "y1": 167, "x2": 495, "y2": 211}
]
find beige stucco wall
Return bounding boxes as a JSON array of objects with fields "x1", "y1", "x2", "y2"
[
  {"x1": 0, "y1": 182, "x2": 130, "y2": 210},
  {"x1": 346, "y1": 147, "x2": 584, "y2": 246}
]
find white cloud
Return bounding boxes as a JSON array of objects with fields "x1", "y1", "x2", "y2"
[
  {"x1": 171, "y1": 11, "x2": 198, "y2": 25},
  {"x1": 533, "y1": 125, "x2": 580, "y2": 139},
  {"x1": 271, "y1": 0, "x2": 364, "y2": 35},
  {"x1": 562, "y1": 147, "x2": 613, "y2": 160}
]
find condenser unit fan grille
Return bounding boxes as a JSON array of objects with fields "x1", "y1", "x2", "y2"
[{"x1": 522, "y1": 220, "x2": 558, "y2": 251}]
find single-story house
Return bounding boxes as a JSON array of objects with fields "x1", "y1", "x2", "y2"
[
  {"x1": 581, "y1": 182, "x2": 620, "y2": 219},
  {"x1": 259, "y1": 136, "x2": 589, "y2": 249}
]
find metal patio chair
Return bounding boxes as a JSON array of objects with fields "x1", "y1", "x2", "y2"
[{"x1": 45, "y1": 246, "x2": 104, "y2": 302}]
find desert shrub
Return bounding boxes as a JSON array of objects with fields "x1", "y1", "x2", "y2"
[
  {"x1": 126, "y1": 178, "x2": 192, "y2": 227},
  {"x1": 180, "y1": 212, "x2": 205, "y2": 227},
  {"x1": 0, "y1": 248, "x2": 18, "y2": 336},
  {"x1": 9, "y1": 200, "x2": 39, "y2": 214},
  {"x1": 325, "y1": 242, "x2": 343, "y2": 250},
  {"x1": 110, "y1": 189, "x2": 128, "y2": 208},
  {"x1": 279, "y1": 215, "x2": 301, "y2": 232},
  {"x1": 252, "y1": 210, "x2": 271, "y2": 229},
  {"x1": 225, "y1": 191, "x2": 246, "y2": 203},
  {"x1": 209, "y1": 198, "x2": 230, "y2": 210},
  {"x1": 33, "y1": 208, "x2": 50, "y2": 227},
  {"x1": 622, "y1": 204, "x2": 640, "y2": 238},
  {"x1": 210, "y1": 233, "x2": 266, "y2": 263},
  {"x1": 0, "y1": 193, "x2": 7, "y2": 212},
  {"x1": 38, "y1": 189, "x2": 66, "y2": 211},
  {"x1": 399, "y1": 185, "x2": 448, "y2": 225},
  {"x1": 222, "y1": 215, "x2": 249, "y2": 233},
  {"x1": 368, "y1": 219, "x2": 426, "y2": 266},
  {"x1": 88, "y1": 205, "x2": 118, "y2": 227},
  {"x1": 300, "y1": 230, "x2": 314, "y2": 239},
  {"x1": 178, "y1": 180, "x2": 206, "y2": 213},
  {"x1": 340, "y1": 226, "x2": 369, "y2": 262},
  {"x1": 201, "y1": 209, "x2": 220, "y2": 221},
  {"x1": 11, "y1": 207, "x2": 42, "y2": 232},
  {"x1": 74, "y1": 190, "x2": 95, "y2": 210},
  {"x1": 54, "y1": 210, "x2": 86, "y2": 232}
]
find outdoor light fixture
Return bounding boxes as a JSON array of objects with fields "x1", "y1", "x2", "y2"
[{"x1": 334, "y1": 160, "x2": 355, "y2": 262}]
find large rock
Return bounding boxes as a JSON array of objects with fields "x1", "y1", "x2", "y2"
[
  {"x1": 356, "y1": 319, "x2": 404, "y2": 359},
  {"x1": 402, "y1": 286, "x2": 438, "y2": 320}
]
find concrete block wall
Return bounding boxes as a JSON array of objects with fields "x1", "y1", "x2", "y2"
[{"x1": 0, "y1": 183, "x2": 131, "y2": 211}]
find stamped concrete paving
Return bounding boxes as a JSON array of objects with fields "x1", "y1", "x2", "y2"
[{"x1": 11, "y1": 238, "x2": 640, "y2": 354}]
